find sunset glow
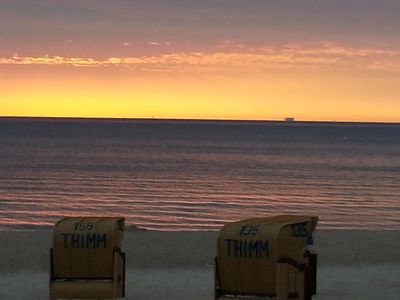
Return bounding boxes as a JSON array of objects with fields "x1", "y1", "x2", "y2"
[{"x1": 1, "y1": 1, "x2": 400, "y2": 122}]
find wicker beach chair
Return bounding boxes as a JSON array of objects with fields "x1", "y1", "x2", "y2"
[
  {"x1": 215, "y1": 215, "x2": 318, "y2": 300},
  {"x1": 49, "y1": 217, "x2": 126, "y2": 299}
]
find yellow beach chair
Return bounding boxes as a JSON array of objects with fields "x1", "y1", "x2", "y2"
[
  {"x1": 50, "y1": 217, "x2": 126, "y2": 299},
  {"x1": 215, "y1": 215, "x2": 318, "y2": 300}
]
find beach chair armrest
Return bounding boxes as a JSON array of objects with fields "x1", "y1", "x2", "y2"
[{"x1": 278, "y1": 257, "x2": 306, "y2": 272}]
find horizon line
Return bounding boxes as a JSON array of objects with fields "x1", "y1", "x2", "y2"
[{"x1": 1, "y1": 116, "x2": 399, "y2": 126}]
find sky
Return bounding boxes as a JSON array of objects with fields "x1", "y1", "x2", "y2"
[{"x1": 1, "y1": 0, "x2": 400, "y2": 122}]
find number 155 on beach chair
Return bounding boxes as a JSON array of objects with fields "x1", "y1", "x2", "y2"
[
  {"x1": 49, "y1": 217, "x2": 126, "y2": 299},
  {"x1": 215, "y1": 215, "x2": 318, "y2": 300}
]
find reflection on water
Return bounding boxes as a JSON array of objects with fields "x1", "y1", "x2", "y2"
[{"x1": 0, "y1": 119, "x2": 399, "y2": 231}]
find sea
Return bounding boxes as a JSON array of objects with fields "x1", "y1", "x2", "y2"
[{"x1": 0, "y1": 118, "x2": 399, "y2": 231}]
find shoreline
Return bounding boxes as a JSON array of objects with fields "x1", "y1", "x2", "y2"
[{"x1": 1, "y1": 229, "x2": 399, "y2": 269}]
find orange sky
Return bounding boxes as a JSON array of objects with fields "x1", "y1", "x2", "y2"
[{"x1": 1, "y1": 1, "x2": 400, "y2": 122}]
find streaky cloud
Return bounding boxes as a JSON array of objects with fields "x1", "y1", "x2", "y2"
[{"x1": 1, "y1": 44, "x2": 399, "y2": 72}]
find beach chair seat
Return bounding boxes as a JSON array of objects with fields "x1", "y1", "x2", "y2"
[
  {"x1": 49, "y1": 217, "x2": 126, "y2": 299},
  {"x1": 215, "y1": 215, "x2": 318, "y2": 300}
]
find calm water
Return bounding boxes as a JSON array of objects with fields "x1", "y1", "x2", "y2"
[{"x1": 0, "y1": 118, "x2": 399, "y2": 231}]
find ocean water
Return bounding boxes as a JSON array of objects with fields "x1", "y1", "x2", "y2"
[{"x1": 0, "y1": 118, "x2": 399, "y2": 231}]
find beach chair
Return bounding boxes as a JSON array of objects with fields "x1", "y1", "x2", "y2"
[
  {"x1": 49, "y1": 217, "x2": 126, "y2": 299},
  {"x1": 215, "y1": 215, "x2": 318, "y2": 300}
]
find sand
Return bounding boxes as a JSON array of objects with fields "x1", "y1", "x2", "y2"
[{"x1": 0, "y1": 229, "x2": 399, "y2": 299}]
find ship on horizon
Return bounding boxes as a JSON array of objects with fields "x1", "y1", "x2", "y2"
[{"x1": 284, "y1": 117, "x2": 295, "y2": 122}]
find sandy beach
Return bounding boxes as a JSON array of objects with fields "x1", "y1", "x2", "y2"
[{"x1": 0, "y1": 229, "x2": 399, "y2": 299}]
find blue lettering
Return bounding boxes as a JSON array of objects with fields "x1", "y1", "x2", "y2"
[
  {"x1": 248, "y1": 240, "x2": 259, "y2": 258},
  {"x1": 71, "y1": 234, "x2": 80, "y2": 248},
  {"x1": 97, "y1": 234, "x2": 107, "y2": 248},
  {"x1": 86, "y1": 233, "x2": 97, "y2": 248},
  {"x1": 234, "y1": 240, "x2": 243, "y2": 257},
  {"x1": 60, "y1": 233, "x2": 107, "y2": 249},
  {"x1": 224, "y1": 239, "x2": 269, "y2": 258}
]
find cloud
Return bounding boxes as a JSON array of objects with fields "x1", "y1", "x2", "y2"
[
  {"x1": 148, "y1": 41, "x2": 171, "y2": 47},
  {"x1": 1, "y1": 44, "x2": 399, "y2": 72},
  {"x1": 0, "y1": 54, "x2": 101, "y2": 67}
]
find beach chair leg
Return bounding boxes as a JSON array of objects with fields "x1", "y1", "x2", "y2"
[
  {"x1": 309, "y1": 253, "x2": 317, "y2": 295},
  {"x1": 304, "y1": 252, "x2": 317, "y2": 300},
  {"x1": 113, "y1": 249, "x2": 126, "y2": 297},
  {"x1": 214, "y1": 257, "x2": 222, "y2": 300},
  {"x1": 277, "y1": 262, "x2": 289, "y2": 300},
  {"x1": 295, "y1": 269, "x2": 305, "y2": 300}
]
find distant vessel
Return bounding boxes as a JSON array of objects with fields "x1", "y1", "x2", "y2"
[{"x1": 284, "y1": 117, "x2": 295, "y2": 122}]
